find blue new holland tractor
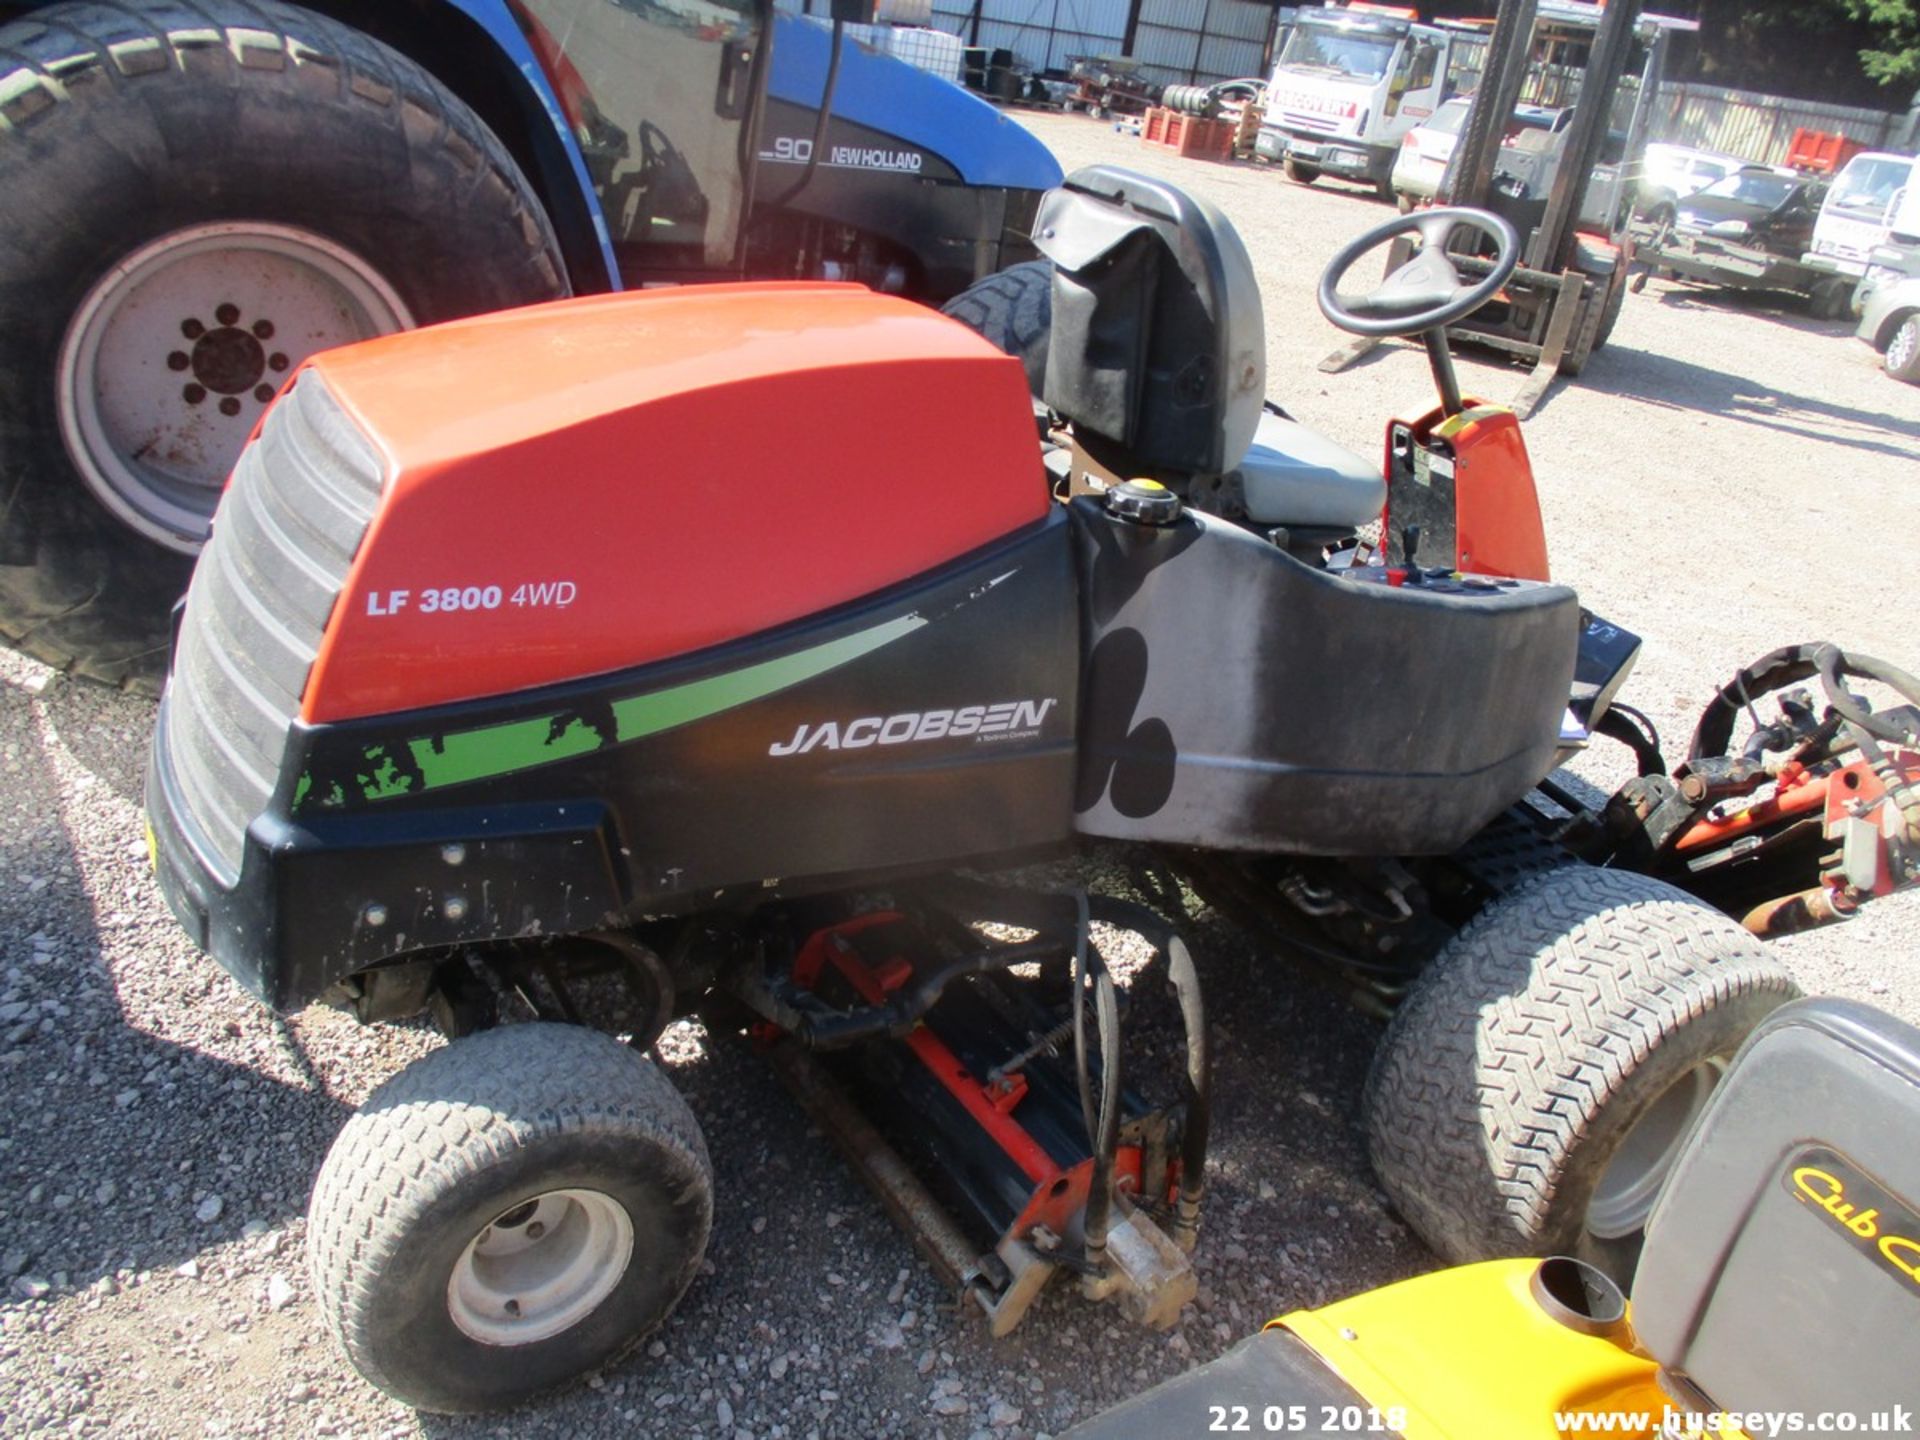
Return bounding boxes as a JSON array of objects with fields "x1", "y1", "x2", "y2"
[{"x1": 0, "y1": 0, "x2": 1059, "y2": 687}]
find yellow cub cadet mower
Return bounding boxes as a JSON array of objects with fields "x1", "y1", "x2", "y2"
[{"x1": 1068, "y1": 997, "x2": 1920, "y2": 1440}]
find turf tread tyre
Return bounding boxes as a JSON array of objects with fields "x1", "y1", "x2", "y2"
[
  {"x1": 940, "y1": 257, "x2": 1052, "y2": 396},
  {"x1": 1449, "y1": 810, "x2": 1576, "y2": 897},
  {"x1": 1365, "y1": 866, "x2": 1797, "y2": 1274},
  {"x1": 0, "y1": 0, "x2": 567, "y2": 691},
  {"x1": 308, "y1": 1024, "x2": 712, "y2": 1413}
]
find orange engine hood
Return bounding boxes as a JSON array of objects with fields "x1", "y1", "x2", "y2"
[{"x1": 283, "y1": 282, "x2": 1049, "y2": 723}]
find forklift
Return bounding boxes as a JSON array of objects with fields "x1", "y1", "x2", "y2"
[{"x1": 1321, "y1": 0, "x2": 1695, "y2": 415}]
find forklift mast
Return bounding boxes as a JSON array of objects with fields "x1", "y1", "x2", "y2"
[
  {"x1": 1321, "y1": 0, "x2": 1698, "y2": 413},
  {"x1": 1440, "y1": 0, "x2": 1655, "y2": 269}
]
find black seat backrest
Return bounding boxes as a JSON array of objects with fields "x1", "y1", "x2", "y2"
[
  {"x1": 1633, "y1": 997, "x2": 1920, "y2": 1418},
  {"x1": 1032, "y1": 166, "x2": 1265, "y2": 479}
]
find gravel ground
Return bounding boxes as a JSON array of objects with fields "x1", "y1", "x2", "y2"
[{"x1": 2, "y1": 109, "x2": 1917, "y2": 1439}]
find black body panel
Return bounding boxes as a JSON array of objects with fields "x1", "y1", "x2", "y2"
[
  {"x1": 147, "y1": 515, "x2": 1081, "y2": 1012},
  {"x1": 1069, "y1": 500, "x2": 1580, "y2": 855}
]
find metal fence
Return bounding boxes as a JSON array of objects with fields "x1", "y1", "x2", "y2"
[{"x1": 1651, "y1": 82, "x2": 1913, "y2": 165}]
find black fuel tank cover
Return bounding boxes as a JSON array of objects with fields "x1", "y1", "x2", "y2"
[{"x1": 1106, "y1": 478, "x2": 1181, "y2": 526}]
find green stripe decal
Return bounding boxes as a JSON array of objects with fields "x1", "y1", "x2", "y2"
[{"x1": 302, "y1": 612, "x2": 926, "y2": 808}]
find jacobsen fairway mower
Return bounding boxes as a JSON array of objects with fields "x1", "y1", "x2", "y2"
[{"x1": 143, "y1": 167, "x2": 1920, "y2": 1411}]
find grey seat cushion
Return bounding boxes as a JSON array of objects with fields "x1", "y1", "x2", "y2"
[{"x1": 1235, "y1": 410, "x2": 1385, "y2": 529}]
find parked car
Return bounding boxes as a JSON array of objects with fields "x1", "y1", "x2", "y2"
[
  {"x1": 1390, "y1": 95, "x2": 1570, "y2": 210},
  {"x1": 1632, "y1": 142, "x2": 1745, "y2": 225},
  {"x1": 1854, "y1": 245, "x2": 1920, "y2": 384},
  {"x1": 1670, "y1": 167, "x2": 1825, "y2": 258}
]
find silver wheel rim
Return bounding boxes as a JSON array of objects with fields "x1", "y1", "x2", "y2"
[
  {"x1": 56, "y1": 222, "x2": 413, "y2": 553},
  {"x1": 447, "y1": 1188, "x2": 635, "y2": 1347},
  {"x1": 1586, "y1": 1058, "x2": 1725, "y2": 1240},
  {"x1": 1890, "y1": 319, "x2": 1918, "y2": 374}
]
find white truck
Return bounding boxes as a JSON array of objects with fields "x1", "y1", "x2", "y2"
[
  {"x1": 1805, "y1": 150, "x2": 1918, "y2": 277},
  {"x1": 1255, "y1": 4, "x2": 1459, "y2": 200}
]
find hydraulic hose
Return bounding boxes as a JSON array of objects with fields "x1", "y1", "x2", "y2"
[
  {"x1": 1076, "y1": 894, "x2": 1212, "y2": 1248},
  {"x1": 729, "y1": 933, "x2": 1068, "y2": 1049},
  {"x1": 1689, "y1": 643, "x2": 1920, "y2": 759},
  {"x1": 1160, "y1": 933, "x2": 1209, "y2": 1247},
  {"x1": 1070, "y1": 891, "x2": 1124, "y2": 1261},
  {"x1": 1815, "y1": 644, "x2": 1920, "y2": 855}
]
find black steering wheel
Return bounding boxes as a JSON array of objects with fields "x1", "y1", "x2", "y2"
[{"x1": 1317, "y1": 208, "x2": 1520, "y2": 337}]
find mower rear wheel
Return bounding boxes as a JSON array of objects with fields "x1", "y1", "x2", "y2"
[
  {"x1": 940, "y1": 258, "x2": 1053, "y2": 396},
  {"x1": 307, "y1": 1024, "x2": 712, "y2": 1412},
  {"x1": 0, "y1": 2, "x2": 567, "y2": 691},
  {"x1": 1886, "y1": 315, "x2": 1920, "y2": 383},
  {"x1": 1364, "y1": 866, "x2": 1798, "y2": 1283}
]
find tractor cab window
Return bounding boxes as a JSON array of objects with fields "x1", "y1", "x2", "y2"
[{"x1": 515, "y1": 0, "x2": 759, "y2": 276}]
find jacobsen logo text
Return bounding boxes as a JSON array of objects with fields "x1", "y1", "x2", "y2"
[{"x1": 769, "y1": 699, "x2": 1057, "y2": 756}]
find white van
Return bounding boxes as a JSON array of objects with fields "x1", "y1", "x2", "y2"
[{"x1": 1806, "y1": 150, "x2": 1917, "y2": 275}]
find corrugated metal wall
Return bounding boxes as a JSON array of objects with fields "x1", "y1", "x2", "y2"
[
  {"x1": 1650, "y1": 82, "x2": 1907, "y2": 166},
  {"x1": 924, "y1": 0, "x2": 1277, "y2": 84},
  {"x1": 929, "y1": 0, "x2": 1132, "y2": 73},
  {"x1": 1131, "y1": 0, "x2": 1272, "y2": 86}
]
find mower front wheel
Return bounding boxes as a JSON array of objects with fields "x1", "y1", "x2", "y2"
[
  {"x1": 1364, "y1": 866, "x2": 1798, "y2": 1282},
  {"x1": 307, "y1": 1024, "x2": 712, "y2": 1412}
]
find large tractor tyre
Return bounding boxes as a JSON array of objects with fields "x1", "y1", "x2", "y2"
[
  {"x1": 1884, "y1": 314, "x2": 1920, "y2": 383},
  {"x1": 1283, "y1": 157, "x2": 1321, "y2": 185},
  {"x1": 940, "y1": 257, "x2": 1052, "y2": 397},
  {"x1": 1364, "y1": 866, "x2": 1798, "y2": 1284},
  {"x1": 0, "y1": 1, "x2": 568, "y2": 692},
  {"x1": 308, "y1": 1023, "x2": 713, "y2": 1413}
]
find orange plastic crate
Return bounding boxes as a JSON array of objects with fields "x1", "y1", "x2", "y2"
[
  {"x1": 1784, "y1": 127, "x2": 1866, "y2": 175},
  {"x1": 1141, "y1": 107, "x2": 1234, "y2": 161}
]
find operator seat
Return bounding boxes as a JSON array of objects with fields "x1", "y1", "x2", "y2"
[
  {"x1": 1032, "y1": 166, "x2": 1384, "y2": 530},
  {"x1": 1631, "y1": 996, "x2": 1920, "y2": 1418}
]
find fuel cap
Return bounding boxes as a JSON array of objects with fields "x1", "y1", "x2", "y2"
[{"x1": 1105, "y1": 478, "x2": 1181, "y2": 526}]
